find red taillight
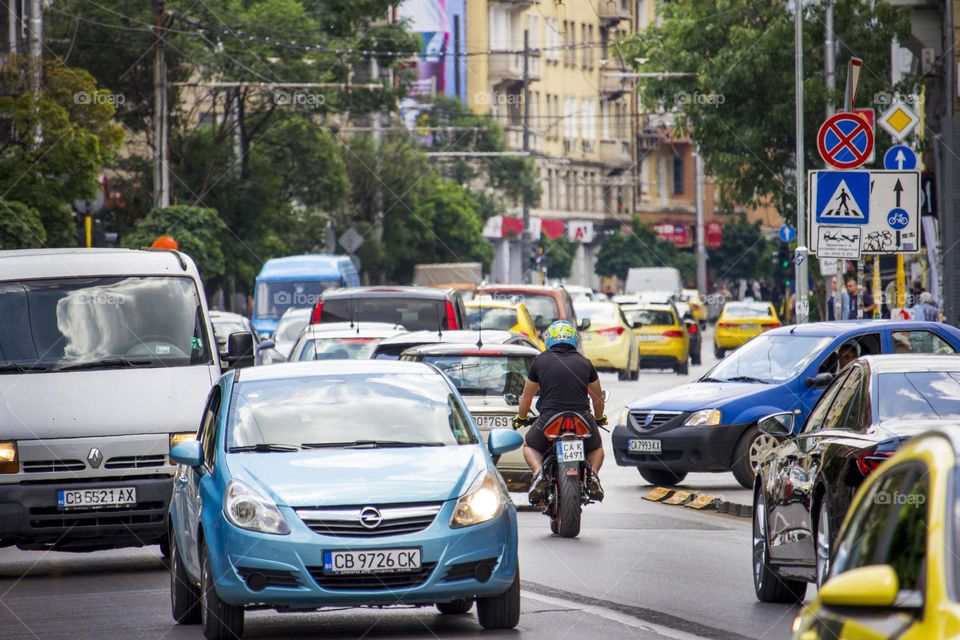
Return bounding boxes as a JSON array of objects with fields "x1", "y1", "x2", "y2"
[
  {"x1": 341, "y1": 338, "x2": 374, "y2": 343},
  {"x1": 519, "y1": 330, "x2": 530, "y2": 337},
  {"x1": 460, "y1": 350, "x2": 504, "y2": 355},
  {"x1": 766, "y1": 322, "x2": 780, "y2": 328},
  {"x1": 687, "y1": 324, "x2": 698, "y2": 334},
  {"x1": 718, "y1": 322, "x2": 733, "y2": 328},
  {"x1": 542, "y1": 414, "x2": 592, "y2": 439},
  {"x1": 855, "y1": 451, "x2": 894, "y2": 476},
  {"x1": 310, "y1": 301, "x2": 323, "y2": 323},
  {"x1": 662, "y1": 330, "x2": 684, "y2": 338},
  {"x1": 596, "y1": 327, "x2": 625, "y2": 336},
  {"x1": 445, "y1": 301, "x2": 458, "y2": 329}
]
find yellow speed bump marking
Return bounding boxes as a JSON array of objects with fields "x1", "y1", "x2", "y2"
[
  {"x1": 663, "y1": 490, "x2": 694, "y2": 506},
  {"x1": 685, "y1": 494, "x2": 719, "y2": 510},
  {"x1": 642, "y1": 487, "x2": 674, "y2": 502}
]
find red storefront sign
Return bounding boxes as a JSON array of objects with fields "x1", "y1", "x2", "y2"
[
  {"x1": 654, "y1": 223, "x2": 692, "y2": 248},
  {"x1": 706, "y1": 222, "x2": 723, "y2": 249}
]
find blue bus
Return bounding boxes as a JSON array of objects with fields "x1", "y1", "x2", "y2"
[{"x1": 252, "y1": 255, "x2": 360, "y2": 337}]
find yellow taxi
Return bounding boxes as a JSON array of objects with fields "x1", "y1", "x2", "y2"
[
  {"x1": 792, "y1": 429, "x2": 960, "y2": 640},
  {"x1": 620, "y1": 303, "x2": 690, "y2": 375},
  {"x1": 573, "y1": 301, "x2": 639, "y2": 380},
  {"x1": 714, "y1": 301, "x2": 780, "y2": 358},
  {"x1": 682, "y1": 289, "x2": 708, "y2": 324},
  {"x1": 465, "y1": 299, "x2": 545, "y2": 350}
]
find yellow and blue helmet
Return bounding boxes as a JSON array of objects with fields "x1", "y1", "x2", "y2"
[{"x1": 545, "y1": 319, "x2": 579, "y2": 349}]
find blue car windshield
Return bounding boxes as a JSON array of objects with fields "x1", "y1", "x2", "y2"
[
  {"x1": 227, "y1": 373, "x2": 477, "y2": 449},
  {"x1": 704, "y1": 334, "x2": 833, "y2": 383}
]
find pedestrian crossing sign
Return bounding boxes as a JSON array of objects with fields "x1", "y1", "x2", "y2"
[{"x1": 814, "y1": 171, "x2": 870, "y2": 225}]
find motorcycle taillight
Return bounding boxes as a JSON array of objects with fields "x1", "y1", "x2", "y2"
[{"x1": 543, "y1": 414, "x2": 592, "y2": 439}]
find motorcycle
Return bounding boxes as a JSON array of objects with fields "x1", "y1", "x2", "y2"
[{"x1": 534, "y1": 411, "x2": 596, "y2": 539}]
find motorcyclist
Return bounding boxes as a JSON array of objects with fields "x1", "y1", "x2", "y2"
[{"x1": 513, "y1": 320, "x2": 606, "y2": 503}]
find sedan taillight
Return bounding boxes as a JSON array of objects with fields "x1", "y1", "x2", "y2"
[{"x1": 855, "y1": 451, "x2": 894, "y2": 476}]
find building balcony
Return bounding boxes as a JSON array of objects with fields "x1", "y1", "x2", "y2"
[
  {"x1": 505, "y1": 125, "x2": 543, "y2": 153},
  {"x1": 599, "y1": 138, "x2": 631, "y2": 167},
  {"x1": 595, "y1": 0, "x2": 631, "y2": 24},
  {"x1": 488, "y1": 50, "x2": 541, "y2": 86}
]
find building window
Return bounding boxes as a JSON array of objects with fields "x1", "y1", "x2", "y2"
[{"x1": 673, "y1": 156, "x2": 684, "y2": 195}]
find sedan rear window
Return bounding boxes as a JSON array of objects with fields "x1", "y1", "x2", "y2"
[
  {"x1": 322, "y1": 298, "x2": 447, "y2": 331},
  {"x1": 423, "y1": 354, "x2": 534, "y2": 397},
  {"x1": 623, "y1": 309, "x2": 675, "y2": 326},
  {"x1": 878, "y1": 372, "x2": 960, "y2": 421},
  {"x1": 228, "y1": 373, "x2": 477, "y2": 449},
  {"x1": 723, "y1": 304, "x2": 773, "y2": 318},
  {"x1": 466, "y1": 307, "x2": 516, "y2": 331},
  {"x1": 297, "y1": 337, "x2": 381, "y2": 360}
]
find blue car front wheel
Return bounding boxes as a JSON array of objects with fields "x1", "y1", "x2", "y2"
[
  {"x1": 476, "y1": 568, "x2": 520, "y2": 630},
  {"x1": 201, "y1": 543, "x2": 245, "y2": 640}
]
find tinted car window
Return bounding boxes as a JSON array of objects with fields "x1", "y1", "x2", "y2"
[
  {"x1": 491, "y1": 294, "x2": 559, "y2": 328},
  {"x1": 892, "y1": 330, "x2": 956, "y2": 355},
  {"x1": 878, "y1": 372, "x2": 960, "y2": 421},
  {"x1": 256, "y1": 280, "x2": 338, "y2": 319},
  {"x1": 323, "y1": 298, "x2": 447, "y2": 331},
  {"x1": 200, "y1": 386, "x2": 222, "y2": 469},
  {"x1": 824, "y1": 366, "x2": 864, "y2": 430},
  {"x1": 228, "y1": 373, "x2": 477, "y2": 448},
  {"x1": 885, "y1": 472, "x2": 929, "y2": 592},
  {"x1": 803, "y1": 369, "x2": 850, "y2": 433},
  {"x1": 424, "y1": 354, "x2": 533, "y2": 397}
]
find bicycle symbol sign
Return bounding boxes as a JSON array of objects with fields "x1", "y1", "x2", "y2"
[{"x1": 887, "y1": 208, "x2": 909, "y2": 230}]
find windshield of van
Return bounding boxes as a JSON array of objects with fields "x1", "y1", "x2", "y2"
[
  {"x1": 255, "y1": 280, "x2": 339, "y2": 319},
  {"x1": 0, "y1": 277, "x2": 212, "y2": 371}
]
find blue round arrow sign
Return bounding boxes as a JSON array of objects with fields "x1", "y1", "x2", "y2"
[
  {"x1": 779, "y1": 224, "x2": 796, "y2": 242},
  {"x1": 883, "y1": 145, "x2": 917, "y2": 170}
]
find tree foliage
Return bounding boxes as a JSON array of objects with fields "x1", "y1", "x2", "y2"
[
  {"x1": 123, "y1": 205, "x2": 226, "y2": 285},
  {"x1": 708, "y1": 215, "x2": 771, "y2": 283},
  {"x1": 595, "y1": 218, "x2": 696, "y2": 285},
  {"x1": 0, "y1": 200, "x2": 46, "y2": 249},
  {"x1": 625, "y1": 1, "x2": 912, "y2": 218},
  {"x1": 542, "y1": 236, "x2": 576, "y2": 280}
]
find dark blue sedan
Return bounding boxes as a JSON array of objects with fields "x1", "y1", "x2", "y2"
[{"x1": 611, "y1": 320, "x2": 960, "y2": 488}]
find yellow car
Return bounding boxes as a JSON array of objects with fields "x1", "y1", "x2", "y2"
[
  {"x1": 714, "y1": 301, "x2": 780, "y2": 358},
  {"x1": 621, "y1": 304, "x2": 690, "y2": 375},
  {"x1": 792, "y1": 429, "x2": 960, "y2": 640},
  {"x1": 574, "y1": 301, "x2": 639, "y2": 380},
  {"x1": 682, "y1": 288, "x2": 708, "y2": 324},
  {"x1": 465, "y1": 299, "x2": 545, "y2": 350}
]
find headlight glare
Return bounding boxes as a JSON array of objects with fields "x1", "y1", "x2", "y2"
[
  {"x1": 451, "y1": 472, "x2": 506, "y2": 528},
  {"x1": 223, "y1": 479, "x2": 290, "y2": 535},
  {"x1": 684, "y1": 409, "x2": 722, "y2": 426},
  {"x1": 617, "y1": 407, "x2": 630, "y2": 427},
  {"x1": 0, "y1": 441, "x2": 18, "y2": 474}
]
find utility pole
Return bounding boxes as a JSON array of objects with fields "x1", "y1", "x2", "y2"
[
  {"x1": 521, "y1": 28, "x2": 532, "y2": 283},
  {"x1": 453, "y1": 15, "x2": 462, "y2": 100},
  {"x1": 153, "y1": 0, "x2": 170, "y2": 209},
  {"x1": 793, "y1": 0, "x2": 809, "y2": 323},
  {"x1": 370, "y1": 57, "x2": 384, "y2": 245},
  {"x1": 824, "y1": 0, "x2": 843, "y2": 320},
  {"x1": 695, "y1": 149, "x2": 707, "y2": 295},
  {"x1": 8, "y1": 0, "x2": 17, "y2": 54},
  {"x1": 28, "y1": 0, "x2": 40, "y2": 94}
]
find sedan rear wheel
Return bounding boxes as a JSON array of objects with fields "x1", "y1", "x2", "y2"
[{"x1": 816, "y1": 500, "x2": 832, "y2": 587}]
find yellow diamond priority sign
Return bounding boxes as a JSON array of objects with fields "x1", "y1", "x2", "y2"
[{"x1": 879, "y1": 100, "x2": 919, "y2": 142}]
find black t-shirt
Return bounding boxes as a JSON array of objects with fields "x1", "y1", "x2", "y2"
[{"x1": 527, "y1": 345, "x2": 598, "y2": 415}]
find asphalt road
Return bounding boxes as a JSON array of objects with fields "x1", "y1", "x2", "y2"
[{"x1": 0, "y1": 329, "x2": 803, "y2": 640}]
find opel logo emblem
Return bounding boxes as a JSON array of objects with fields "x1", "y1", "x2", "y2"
[
  {"x1": 644, "y1": 413, "x2": 655, "y2": 427},
  {"x1": 87, "y1": 448, "x2": 103, "y2": 468},
  {"x1": 358, "y1": 506, "x2": 382, "y2": 529}
]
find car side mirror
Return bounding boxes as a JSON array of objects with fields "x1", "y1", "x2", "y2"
[
  {"x1": 758, "y1": 412, "x2": 795, "y2": 437},
  {"x1": 170, "y1": 440, "x2": 203, "y2": 467},
  {"x1": 578, "y1": 318, "x2": 591, "y2": 331},
  {"x1": 488, "y1": 428, "x2": 524, "y2": 455},
  {"x1": 630, "y1": 320, "x2": 643, "y2": 329},
  {"x1": 805, "y1": 372, "x2": 834, "y2": 388},
  {"x1": 819, "y1": 565, "x2": 901, "y2": 609},
  {"x1": 226, "y1": 331, "x2": 256, "y2": 369},
  {"x1": 503, "y1": 392, "x2": 520, "y2": 406},
  {"x1": 258, "y1": 339, "x2": 275, "y2": 351}
]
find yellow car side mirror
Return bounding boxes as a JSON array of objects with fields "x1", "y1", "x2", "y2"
[{"x1": 819, "y1": 565, "x2": 899, "y2": 608}]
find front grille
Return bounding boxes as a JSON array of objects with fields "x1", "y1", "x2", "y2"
[
  {"x1": 297, "y1": 503, "x2": 442, "y2": 538},
  {"x1": 236, "y1": 567, "x2": 300, "y2": 589},
  {"x1": 22, "y1": 459, "x2": 86, "y2": 473},
  {"x1": 630, "y1": 411, "x2": 684, "y2": 431},
  {"x1": 104, "y1": 455, "x2": 166, "y2": 470},
  {"x1": 308, "y1": 563, "x2": 436, "y2": 590},
  {"x1": 28, "y1": 501, "x2": 166, "y2": 529}
]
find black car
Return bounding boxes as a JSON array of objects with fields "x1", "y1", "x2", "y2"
[
  {"x1": 311, "y1": 286, "x2": 469, "y2": 331},
  {"x1": 751, "y1": 354, "x2": 960, "y2": 603},
  {"x1": 674, "y1": 301, "x2": 701, "y2": 365}
]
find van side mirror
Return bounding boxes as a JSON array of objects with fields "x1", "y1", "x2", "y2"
[{"x1": 226, "y1": 331, "x2": 256, "y2": 369}]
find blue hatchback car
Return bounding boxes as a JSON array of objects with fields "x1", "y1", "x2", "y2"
[
  {"x1": 611, "y1": 320, "x2": 960, "y2": 489},
  {"x1": 167, "y1": 360, "x2": 524, "y2": 639}
]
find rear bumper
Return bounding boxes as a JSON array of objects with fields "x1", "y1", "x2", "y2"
[
  {"x1": 611, "y1": 420, "x2": 751, "y2": 473},
  {"x1": 582, "y1": 337, "x2": 631, "y2": 370},
  {"x1": 714, "y1": 330, "x2": 761, "y2": 349},
  {"x1": 0, "y1": 476, "x2": 171, "y2": 551},
  {"x1": 639, "y1": 355, "x2": 682, "y2": 369}
]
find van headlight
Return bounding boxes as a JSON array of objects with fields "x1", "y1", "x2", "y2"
[
  {"x1": 223, "y1": 479, "x2": 290, "y2": 535},
  {"x1": 451, "y1": 472, "x2": 506, "y2": 528},
  {"x1": 0, "y1": 441, "x2": 18, "y2": 474},
  {"x1": 684, "y1": 409, "x2": 722, "y2": 426}
]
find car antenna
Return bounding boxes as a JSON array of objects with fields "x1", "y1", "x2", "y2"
[
  {"x1": 476, "y1": 304, "x2": 484, "y2": 349},
  {"x1": 349, "y1": 295, "x2": 355, "y2": 330},
  {"x1": 436, "y1": 302, "x2": 444, "y2": 340},
  {"x1": 354, "y1": 296, "x2": 360, "y2": 334}
]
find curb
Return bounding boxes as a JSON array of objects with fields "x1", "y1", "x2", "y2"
[{"x1": 642, "y1": 487, "x2": 753, "y2": 518}]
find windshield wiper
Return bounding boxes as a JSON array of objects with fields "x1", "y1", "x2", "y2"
[
  {"x1": 302, "y1": 440, "x2": 445, "y2": 449},
  {"x1": 722, "y1": 375, "x2": 770, "y2": 384},
  {"x1": 699, "y1": 376, "x2": 724, "y2": 382},
  {"x1": 228, "y1": 443, "x2": 300, "y2": 453},
  {"x1": 0, "y1": 363, "x2": 51, "y2": 374},
  {"x1": 56, "y1": 358, "x2": 155, "y2": 372}
]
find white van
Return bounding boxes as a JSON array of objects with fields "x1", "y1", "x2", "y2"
[
  {"x1": 624, "y1": 267, "x2": 682, "y2": 298},
  {"x1": 0, "y1": 249, "x2": 222, "y2": 553}
]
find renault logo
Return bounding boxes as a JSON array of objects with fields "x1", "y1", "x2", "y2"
[
  {"x1": 87, "y1": 448, "x2": 103, "y2": 468},
  {"x1": 358, "y1": 507, "x2": 382, "y2": 529},
  {"x1": 644, "y1": 413, "x2": 655, "y2": 427}
]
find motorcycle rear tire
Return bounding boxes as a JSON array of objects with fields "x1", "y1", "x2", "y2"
[{"x1": 555, "y1": 470, "x2": 582, "y2": 538}]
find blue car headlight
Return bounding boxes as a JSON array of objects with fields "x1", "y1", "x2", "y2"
[
  {"x1": 224, "y1": 479, "x2": 290, "y2": 535},
  {"x1": 450, "y1": 472, "x2": 505, "y2": 528},
  {"x1": 684, "y1": 409, "x2": 722, "y2": 426}
]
